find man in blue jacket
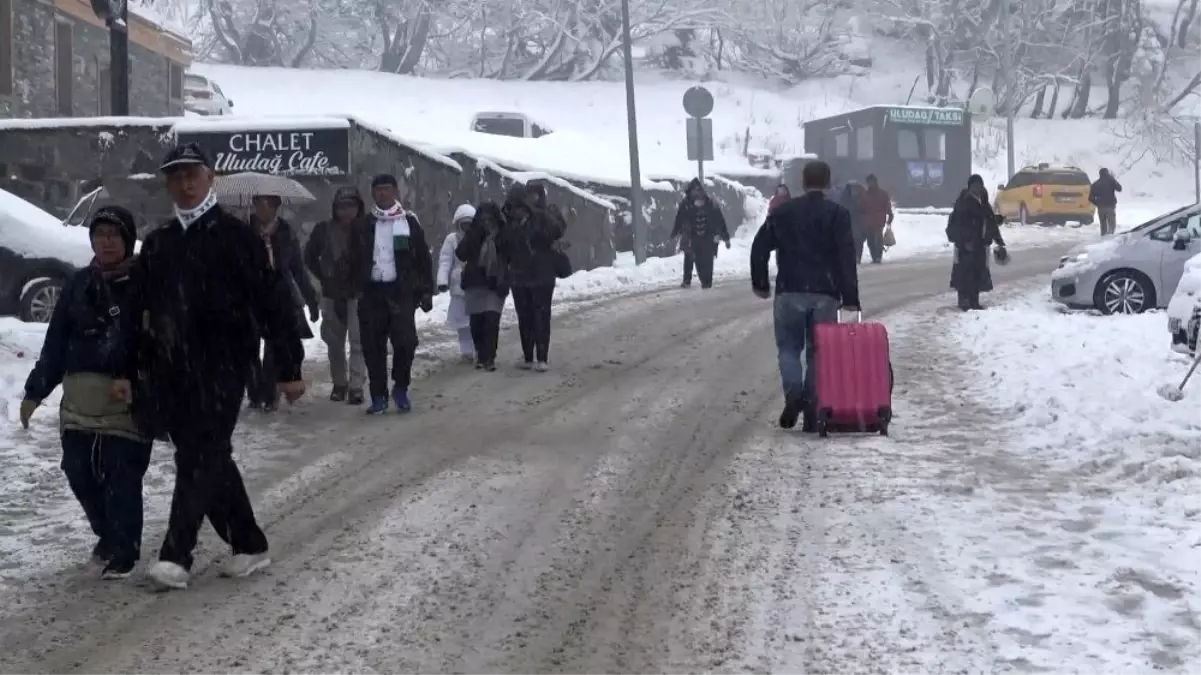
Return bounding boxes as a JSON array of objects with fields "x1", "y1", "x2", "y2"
[{"x1": 750, "y1": 161, "x2": 860, "y2": 431}]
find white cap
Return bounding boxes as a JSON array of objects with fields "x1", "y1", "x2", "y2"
[{"x1": 453, "y1": 204, "x2": 477, "y2": 223}]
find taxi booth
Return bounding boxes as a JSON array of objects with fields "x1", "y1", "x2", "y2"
[{"x1": 802, "y1": 105, "x2": 972, "y2": 208}]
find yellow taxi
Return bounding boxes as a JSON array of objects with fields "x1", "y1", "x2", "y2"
[{"x1": 994, "y1": 164, "x2": 1095, "y2": 225}]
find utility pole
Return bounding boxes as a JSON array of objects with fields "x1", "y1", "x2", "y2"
[
  {"x1": 1000, "y1": 0, "x2": 1015, "y2": 181},
  {"x1": 619, "y1": 0, "x2": 647, "y2": 264}
]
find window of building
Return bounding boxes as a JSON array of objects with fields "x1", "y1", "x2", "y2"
[
  {"x1": 0, "y1": 0, "x2": 12, "y2": 96},
  {"x1": 169, "y1": 61, "x2": 184, "y2": 105},
  {"x1": 54, "y1": 19, "x2": 73, "y2": 116},
  {"x1": 897, "y1": 129, "x2": 920, "y2": 159},
  {"x1": 833, "y1": 131, "x2": 849, "y2": 157},
  {"x1": 855, "y1": 125, "x2": 873, "y2": 160},
  {"x1": 923, "y1": 128, "x2": 946, "y2": 160}
]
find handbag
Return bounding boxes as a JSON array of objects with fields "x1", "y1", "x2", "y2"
[
  {"x1": 882, "y1": 226, "x2": 896, "y2": 248},
  {"x1": 551, "y1": 240, "x2": 573, "y2": 279}
]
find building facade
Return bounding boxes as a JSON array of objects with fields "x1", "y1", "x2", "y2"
[{"x1": 0, "y1": 0, "x2": 191, "y2": 119}]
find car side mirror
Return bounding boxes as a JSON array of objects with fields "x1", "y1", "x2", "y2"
[
  {"x1": 1174, "y1": 229, "x2": 1191, "y2": 250},
  {"x1": 227, "y1": 99, "x2": 234, "y2": 107}
]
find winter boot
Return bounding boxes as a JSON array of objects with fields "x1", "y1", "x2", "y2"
[
  {"x1": 101, "y1": 557, "x2": 136, "y2": 580},
  {"x1": 483, "y1": 361, "x2": 497, "y2": 372},
  {"x1": 330, "y1": 385, "x2": 347, "y2": 402},
  {"x1": 148, "y1": 560, "x2": 190, "y2": 590},
  {"x1": 778, "y1": 394, "x2": 806, "y2": 430},
  {"x1": 392, "y1": 386, "x2": 412, "y2": 412},
  {"x1": 347, "y1": 389, "x2": 364, "y2": 406},
  {"x1": 365, "y1": 397, "x2": 389, "y2": 415},
  {"x1": 220, "y1": 553, "x2": 271, "y2": 579},
  {"x1": 90, "y1": 540, "x2": 111, "y2": 566}
]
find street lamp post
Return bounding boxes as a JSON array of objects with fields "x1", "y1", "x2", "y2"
[
  {"x1": 619, "y1": 0, "x2": 647, "y2": 264},
  {"x1": 91, "y1": 0, "x2": 129, "y2": 115},
  {"x1": 1000, "y1": 0, "x2": 1015, "y2": 181}
]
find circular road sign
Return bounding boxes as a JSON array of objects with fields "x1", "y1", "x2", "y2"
[{"x1": 682, "y1": 86, "x2": 714, "y2": 118}]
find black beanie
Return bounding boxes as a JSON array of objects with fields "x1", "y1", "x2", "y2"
[
  {"x1": 371, "y1": 173, "x2": 398, "y2": 189},
  {"x1": 89, "y1": 206, "x2": 138, "y2": 258}
]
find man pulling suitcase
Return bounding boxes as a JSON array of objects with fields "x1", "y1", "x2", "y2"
[{"x1": 750, "y1": 161, "x2": 861, "y2": 431}]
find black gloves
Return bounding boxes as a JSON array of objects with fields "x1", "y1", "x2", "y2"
[{"x1": 419, "y1": 294, "x2": 433, "y2": 313}]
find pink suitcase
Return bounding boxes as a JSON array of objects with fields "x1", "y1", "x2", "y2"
[{"x1": 811, "y1": 316, "x2": 893, "y2": 437}]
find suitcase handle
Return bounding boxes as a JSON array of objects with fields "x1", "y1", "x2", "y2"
[{"x1": 837, "y1": 309, "x2": 863, "y2": 324}]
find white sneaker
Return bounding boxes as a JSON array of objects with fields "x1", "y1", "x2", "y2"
[
  {"x1": 148, "y1": 561, "x2": 190, "y2": 590},
  {"x1": 535, "y1": 361, "x2": 550, "y2": 372},
  {"x1": 219, "y1": 553, "x2": 271, "y2": 578}
]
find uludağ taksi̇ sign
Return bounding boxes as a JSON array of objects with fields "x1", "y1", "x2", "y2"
[
  {"x1": 174, "y1": 128, "x2": 350, "y2": 176},
  {"x1": 885, "y1": 107, "x2": 965, "y2": 126}
]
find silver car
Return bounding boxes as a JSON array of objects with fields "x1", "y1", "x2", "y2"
[{"x1": 1051, "y1": 203, "x2": 1201, "y2": 314}]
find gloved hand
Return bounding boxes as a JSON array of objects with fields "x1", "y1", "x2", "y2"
[
  {"x1": 437, "y1": 284, "x2": 449, "y2": 294},
  {"x1": 19, "y1": 399, "x2": 39, "y2": 429},
  {"x1": 308, "y1": 305, "x2": 320, "y2": 323},
  {"x1": 725, "y1": 239, "x2": 732, "y2": 250},
  {"x1": 420, "y1": 294, "x2": 433, "y2": 313}
]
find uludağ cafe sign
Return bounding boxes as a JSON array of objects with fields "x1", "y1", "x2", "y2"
[
  {"x1": 174, "y1": 124, "x2": 350, "y2": 177},
  {"x1": 885, "y1": 107, "x2": 965, "y2": 126}
]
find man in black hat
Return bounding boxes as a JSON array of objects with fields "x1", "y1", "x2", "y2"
[
  {"x1": 348, "y1": 172, "x2": 434, "y2": 414},
  {"x1": 115, "y1": 142, "x2": 307, "y2": 590}
]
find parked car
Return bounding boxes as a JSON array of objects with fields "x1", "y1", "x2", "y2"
[
  {"x1": 995, "y1": 164, "x2": 1094, "y2": 226},
  {"x1": 470, "y1": 111, "x2": 552, "y2": 138},
  {"x1": 0, "y1": 188, "x2": 93, "y2": 323},
  {"x1": 1050, "y1": 202, "x2": 1201, "y2": 314},
  {"x1": 184, "y1": 73, "x2": 234, "y2": 116},
  {"x1": 1167, "y1": 252, "x2": 1201, "y2": 353}
]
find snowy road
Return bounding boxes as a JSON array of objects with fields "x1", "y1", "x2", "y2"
[{"x1": 0, "y1": 247, "x2": 1075, "y2": 673}]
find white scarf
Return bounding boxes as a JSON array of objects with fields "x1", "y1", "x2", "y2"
[
  {"x1": 372, "y1": 202, "x2": 410, "y2": 238},
  {"x1": 175, "y1": 190, "x2": 218, "y2": 230}
]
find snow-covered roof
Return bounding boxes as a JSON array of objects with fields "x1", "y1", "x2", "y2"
[
  {"x1": 345, "y1": 116, "x2": 462, "y2": 172},
  {"x1": 0, "y1": 116, "x2": 178, "y2": 130},
  {"x1": 0, "y1": 189, "x2": 93, "y2": 268},
  {"x1": 173, "y1": 116, "x2": 351, "y2": 133},
  {"x1": 508, "y1": 171, "x2": 616, "y2": 210}
]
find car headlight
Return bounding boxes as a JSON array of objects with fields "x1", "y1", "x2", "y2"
[{"x1": 1061, "y1": 252, "x2": 1089, "y2": 265}]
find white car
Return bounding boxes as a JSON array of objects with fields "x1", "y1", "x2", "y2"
[
  {"x1": 0, "y1": 189, "x2": 93, "y2": 322},
  {"x1": 470, "y1": 111, "x2": 553, "y2": 138},
  {"x1": 1167, "y1": 251, "x2": 1201, "y2": 354},
  {"x1": 184, "y1": 73, "x2": 235, "y2": 116}
]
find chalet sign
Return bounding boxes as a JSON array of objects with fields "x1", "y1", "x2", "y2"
[
  {"x1": 886, "y1": 107, "x2": 965, "y2": 126},
  {"x1": 174, "y1": 128, "x2": 350, "y2": 176}
]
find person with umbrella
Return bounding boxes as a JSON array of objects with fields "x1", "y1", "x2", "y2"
[
  {"x1": 116, "y1": 143, "x2": 307, "y2": 590},
  {"x1": 244, "y1": 192, "x2": 319, "y2": 412}
]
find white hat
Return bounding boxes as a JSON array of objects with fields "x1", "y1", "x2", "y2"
[{"x1": 453, "y1": 204, "x2": 476, "y2": 223}]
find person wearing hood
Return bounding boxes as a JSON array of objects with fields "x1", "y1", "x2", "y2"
[
  {"x1": 120, "y1": 143, "x2": 306, "y2": 590},
  {"x1": 456, "y1": 202, "x2": 509, "y2": 371},
  {"x1": 438, "y1": 204, "x2": 478, "y2": 362},
  {"x1": 348, "y1": 173, "x2": 434, "y2": 413},
  {"x1": 20, "y1": 206, "x2": 152, "y2": 581},
  {"x1": 1089, "y1": 168, "x2": 1122, "y2": 236},
  {"x1": 670, "y1": 178, "x2": 731, "y2": 289},
  {"x1": 946, "y1": 174, "x2": 1007, "y2": 311},
  {"x1": 838, "y1": 179, "x2": 870, "y2": 264},
  {"x1": 768, "y1": 184, "x2": 791, "y2": 214},
  {"x1": 248, "y1": 194, "x2": 319, "y2": 412},
  {"x1": 497, "y1": 183, "x2": 563, "y2": 371},
  {"x1": 305, "y1": 186, "x2": 368, "y2": 405}
]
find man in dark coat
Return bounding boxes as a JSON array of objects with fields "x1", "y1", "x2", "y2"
[
  {"x1": 946, "y1": 174, "x2": 1007, "y2": 311},
  {"x1": 1089, "y1": 168, "x2": 1123, "y2": 236},
  {"x1": 861, "y1": 174, "x2": 895, "y2": 264},
  {"x1": 671, "y1": 178, "x2": 731, "y2": 289},
  {"x1": 21, "y1": 206, "x2": 152, "y2": 580},
  {"x1": 305, "y1": 186, "x2": 368, "y2": 404},
  {"x1": 248, "y1": 194, "x2": 319, "y2": 411},
  {"x1": 838, "y1": 179, "x2": 870, "y2": 264},
  {"x1": 750, "y1": 160, "x2": 859, "y2": 431},
  {"x1": 120, "y1": 143, "x2": 306, "y2": 590},
  {"x1": 498, "y1": 183, "x2": 564, "y2": 370},
  {"x1": 348, "y1": 173, "x2": 434, "y2": 414}
]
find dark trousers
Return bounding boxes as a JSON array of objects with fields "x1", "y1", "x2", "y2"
[
  {"x1": 359, "y1": 283, "x2": 419, "y2": 398},
  {"x1": 61, "y1": 430, "x2": 152, "y2": 563},
  {"x1": 511, "y1": 284, "x2": 555, "y2": 363},
  {"x1": 856, "y1": 230, "x2": 884, "y2": 263},
  {"x1": 469, "y1": 310, "x2": 501, "y2": 365},
  {"x1": 248, "y1": 341, "x2": 279, "y2": 406},
  {"x1": 682, "y1": 249, "x2": 716, "y2": 288},
  {"x1": 160, "y1": 404, "x2": 267, "y2": 570},
  {"x1": 957, "y1": 290, "x2": 981, "y2": 309}
]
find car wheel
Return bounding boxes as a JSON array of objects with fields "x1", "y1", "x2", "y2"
[
  {"x1": 20, "y1": 278, "x2": 65, "y2": 323},
  {"x1": 1094, "y1": 271, "x2": 1154, "y2": 315}
]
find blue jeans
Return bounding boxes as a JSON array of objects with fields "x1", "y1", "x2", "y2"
[{"x1": 773, "y1": 292, "x2": 840, "y2": 402}]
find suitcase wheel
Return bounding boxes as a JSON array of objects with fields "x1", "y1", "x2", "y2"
[
  {"x1": 816, "y1": 408, "x2": 831, "y2": 438},
  {"x1": 878, "y1": 406, "x2": 892, "y2": 436}
]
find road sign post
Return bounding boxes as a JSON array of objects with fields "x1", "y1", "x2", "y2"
[{"x1": 683, "y1": 86, "x2": 714, "y2": 182}]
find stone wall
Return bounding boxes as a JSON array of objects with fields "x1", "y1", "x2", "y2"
[{"x1": 1, "y1": 0, "x2": 184, "y2": 119}]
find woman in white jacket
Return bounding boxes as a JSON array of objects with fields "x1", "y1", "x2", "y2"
[{"x1": 437, "y1": 204, "x2": 477, "y2": 361}]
